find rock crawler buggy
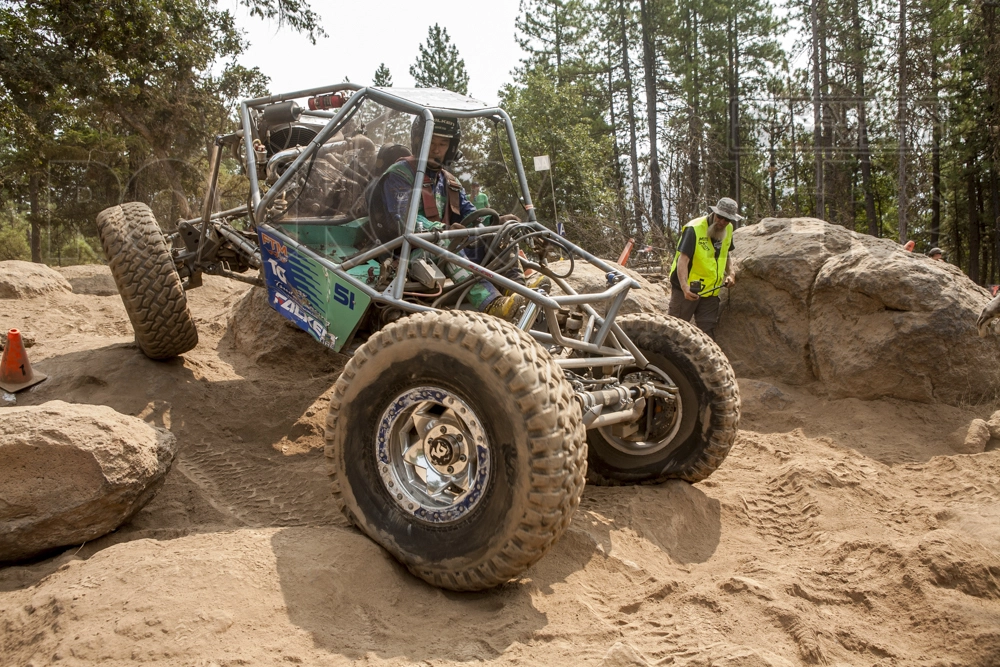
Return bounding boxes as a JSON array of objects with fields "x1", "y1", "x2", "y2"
[{"x1": 96, "y1": 85, "x2": 740, "y2": 591}]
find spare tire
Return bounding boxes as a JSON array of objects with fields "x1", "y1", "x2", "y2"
[
  {"x1": 585, "y1": 314, "x2": 740, "y2": 485},
  {"x1": 96, "y1": 203, "x2": 198, "y2": 360},
  {"x1": 325, "y1": 310, "x2": 587, "y2": 591}
]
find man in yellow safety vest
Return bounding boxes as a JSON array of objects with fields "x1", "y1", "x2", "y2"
[{"x1": 668, "y1": 197, "x2": 743, "y2": 339}]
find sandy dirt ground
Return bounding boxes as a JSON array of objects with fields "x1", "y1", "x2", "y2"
[{"x1": 2, "y1": 273, "x2": 999, "y2": 667}]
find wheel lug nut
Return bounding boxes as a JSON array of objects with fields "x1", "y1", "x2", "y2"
[
  {"x1": 455, "y1": 434, "x2": 463, "y2": 441},
  {"x1": 447, "y1": 466, "x2": 454, "y2": 473},
  {"x1": 440, "y1": 426, "x2": 447, "y2": 433},
  {"x1": 459, "y1": 454, "x2": 467, "y2": 462}
]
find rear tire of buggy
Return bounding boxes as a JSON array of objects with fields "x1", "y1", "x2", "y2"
[
  {"x1": 585, "y1": 314, "x2": 740, "y2": 485},
  {"x1": 325, "y1": 310, "x2": 587, "y2": 591},
  {"x1": 96, "y1": 203, "x2": 198, "y2": 360}
]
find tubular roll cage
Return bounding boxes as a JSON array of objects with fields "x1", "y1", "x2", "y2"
[{"x1": 223, "y1": 83, "x2": 654, "y2": 373}]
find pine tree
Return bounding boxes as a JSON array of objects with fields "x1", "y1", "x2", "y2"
[
  {"x1": 409, "y1": 24, "x2": 469, "y2": 94},
  {"x1": 373, "y1": 63, "x2": 392, "y2": 87},
  {"x1": 516, "y1": 0, "x2": 590, "y2": 85}
]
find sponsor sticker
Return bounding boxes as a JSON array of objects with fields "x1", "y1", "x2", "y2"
[
  {"x1": 261, "y1": 233, "x2": 288, "y2": 262},
  {"x1": 272, "y1": 290, "x2": 337, "y2": 349}
]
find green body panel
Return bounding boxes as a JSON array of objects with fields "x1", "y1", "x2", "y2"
[{"x1": 262, "y1": 220, "x2": 380, "y2": 352}]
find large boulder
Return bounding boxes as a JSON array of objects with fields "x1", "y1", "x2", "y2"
[
  {"x1": 0, "y1": 400, "x2": 177, "y2": 561},
  {"x1": 549, "y1": 259, "x2": 669, "y2": 316},
  {"x1": 716, "y1": 218, "x2": 1000, "y2": 405},
  {"x1": 56, "y1": 264, "x2": 118, "y2": 296},
  {"x1": 0, "y1": 260, "x2": 72, "y2": 299}
]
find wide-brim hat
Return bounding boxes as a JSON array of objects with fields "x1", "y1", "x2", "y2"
[{"x1": 710, "y1": 197, "x2": 744, "y2": 222}]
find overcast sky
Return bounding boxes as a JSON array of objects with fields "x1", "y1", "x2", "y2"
[{"x1": 234, "y1": 1, "x2": 526, "y2": 105}]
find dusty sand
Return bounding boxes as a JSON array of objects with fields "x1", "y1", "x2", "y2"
[{"x1": 1, "y1": 273, "x2": 999, "y2": 666}]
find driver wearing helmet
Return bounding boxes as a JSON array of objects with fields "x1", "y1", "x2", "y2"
[{"x1": 367, "y1": 115, "x2": 527, "y2": 319}]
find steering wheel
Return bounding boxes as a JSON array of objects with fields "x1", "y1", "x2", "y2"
[{"x1": 458, "y1": 208, "x2": 501, "y2": 227}]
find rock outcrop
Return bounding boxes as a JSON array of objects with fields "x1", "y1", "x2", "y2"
[
  {"x1": 716, "y1": 218, "x2": 1000, "y2": 405},
  {"x1": 56, "y1": 264, "x2": 118, "y2": 296},
  {"x1": 0, "y1": 260, "x2": 72, "y2": 299},
  {"x1": 956, "y1": 419, "x2": 991, "y2": 454},
  {"x1": 0, "y1": 401, "x2": 177, "y2": 561},
  {"x1": 222, "y1": 287, "x2": 345, "y2": 372}
]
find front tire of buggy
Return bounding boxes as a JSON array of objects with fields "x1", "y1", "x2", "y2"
[
  {"x1": 325, "y1": 311, "x2": 587, "y2": 591},
  {"x1": 96, "y1": 202, "x2": 198, "y2": 360},
  {"x1": 585, "y1": 314, "x2": 740, "y2": 485}
]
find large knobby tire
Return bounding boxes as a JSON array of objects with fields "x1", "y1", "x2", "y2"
[
  {"x1": 96, "y1": 203, "x2": 198, "y2": 360},
  {"x1": 325, "y1": 310, "x2": 587, "y2": 591},
  {"x1": 585, "y1": 313, "x2": 740, "y2": 485}
]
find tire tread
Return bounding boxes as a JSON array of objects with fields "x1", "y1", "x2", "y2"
[
  {"x1": 586, "y1": 313, "x2": 740, "y2": 486},
  {"x1": 325, "y1": 310, "x2": 586, "y2": 591},
  {"x1": 95, "y1": 203, "x2": 197, "y2": 359}
]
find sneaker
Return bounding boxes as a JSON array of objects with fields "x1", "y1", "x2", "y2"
[
  {"x1": 484, "y1": 294, "x2": 526, "y2": 321},
  {"x1": 505, "y1": 272, "x2": 552, "y2": 296},
  {"x1": 526, "y1": 272, "x2": 552, "y2": 293}
]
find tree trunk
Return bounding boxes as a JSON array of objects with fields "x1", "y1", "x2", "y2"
[
  {"x1": 992, "y1": 166, "x2": 1000, "y2": 282},
  {"x1": 769, "y1": 95, "x2": 777, "y2": 212},
  {"x1": 969, "y1": 162, "x2": 980, "y2": 284},
  {"x1": 789, "y1": 84, "x2": 800, "y2": 216},
  {"x1": 810, "y1": 0, "x2": 824, "y2": 219},
  {"x1": 932, "y1": 119, "x2": 942, "y2": 249},
  {"x1": 953, "y1": 186, "x2": 963, "y2": 267},
  {"x1": 728, "y1": 9, "x2": 741, "y2": 204},
  {"x1": 979, "y1": 173, "x2": 990, "y2": 284},
  {"x1": 607, "y1": 38, "x2": 629, "y2": 234},
  {"x1": 688, "y1": 3, "x2": 701, "y2": 217},
  {"x1": 639, "y1": 0, "x2": 664, "y2": 234},
  {"x1": 29, "y1": 171, "x2": 41, "y2": 263},
  {"x1": 897, "y1": 0, "x2": 908, "y2": 243},
  {"x1": 851, "y1": 0, "x2": 877, "y2": 236},
  {"x1": 819, "y1": 1, "x2": 836, "y2": 224},
  {"x1": 618, "y1": 0, "x2": 644, "y2": 238}
]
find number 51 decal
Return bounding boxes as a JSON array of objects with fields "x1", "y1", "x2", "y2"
[{"x1": 334, "y1": 283, "x2": 356, "y2": 310}]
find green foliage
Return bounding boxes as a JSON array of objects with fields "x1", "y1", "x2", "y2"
[
  {"x1": 238, "y1": 0, "x2": 326, "y2": 44},
  {"x1": 502, "y1": 0, "x2": 998, "y2": 279},
  {"x1": 516, "y1": 0, "x2": 592, "y2": 86},
  {"x1": 0, "y1": 0, "x2": 317, "y2": 263},
  {"x1": 409, "y1": 24, "x2": 470, "y2": 94},
  {"x1": 0, "y1": 219, "x2": 29, "y2": 261},
  {"x1": 57, "y1": 236, "x2": 100, "y2": 265},
  {"x1": 373, "y1": 63, "x2": 393, "y2": 87},
  {"x1": 477, "y1": 66, "x2": 621, "y2": 254}
]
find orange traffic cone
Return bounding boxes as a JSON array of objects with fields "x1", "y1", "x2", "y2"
[{"x1": 0, "y1": 329, "x2": 46, "y2": 392}]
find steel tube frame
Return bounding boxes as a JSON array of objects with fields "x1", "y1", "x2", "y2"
[
  {"x1": 529, "y1": 326, "x2": 627, "y2": 357},
  {"x1": 238, "y1": 86, "x2": 658, "y2": 371},
  {"x1": 181, "y1": 205, "x2": 248, "y2": 226},
  {"x1": 215, "y1": 225, "x2": 262, "y2": 270},
  {"x1": 253, "y1": 91, "x2": 368, "y2": 222},
  {"x1": 556, "y1": 356, "x2": 636, "y2": 370},
  {"x1": 392, "y1": 108, "x2": 434, "y2": 300},
  {"x1": 195, "y1": 141, "x2": 223, "y2": 269}
]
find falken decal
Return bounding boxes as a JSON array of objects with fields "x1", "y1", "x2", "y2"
[{"x1": 272, "y1": 290, "x2": 337, "y2": 349}]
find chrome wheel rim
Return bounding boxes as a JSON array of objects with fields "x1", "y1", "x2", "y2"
[{"x1": 376, "y1": 386, "x2": 490, "y2": 524}]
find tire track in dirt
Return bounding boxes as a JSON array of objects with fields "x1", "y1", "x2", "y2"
[
  {"x1": 745, "y1": 467, "x2": 825, "y2": 550},
  {"x1": 175, "y1": 439, "x2": 347, "y2": 529}
]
